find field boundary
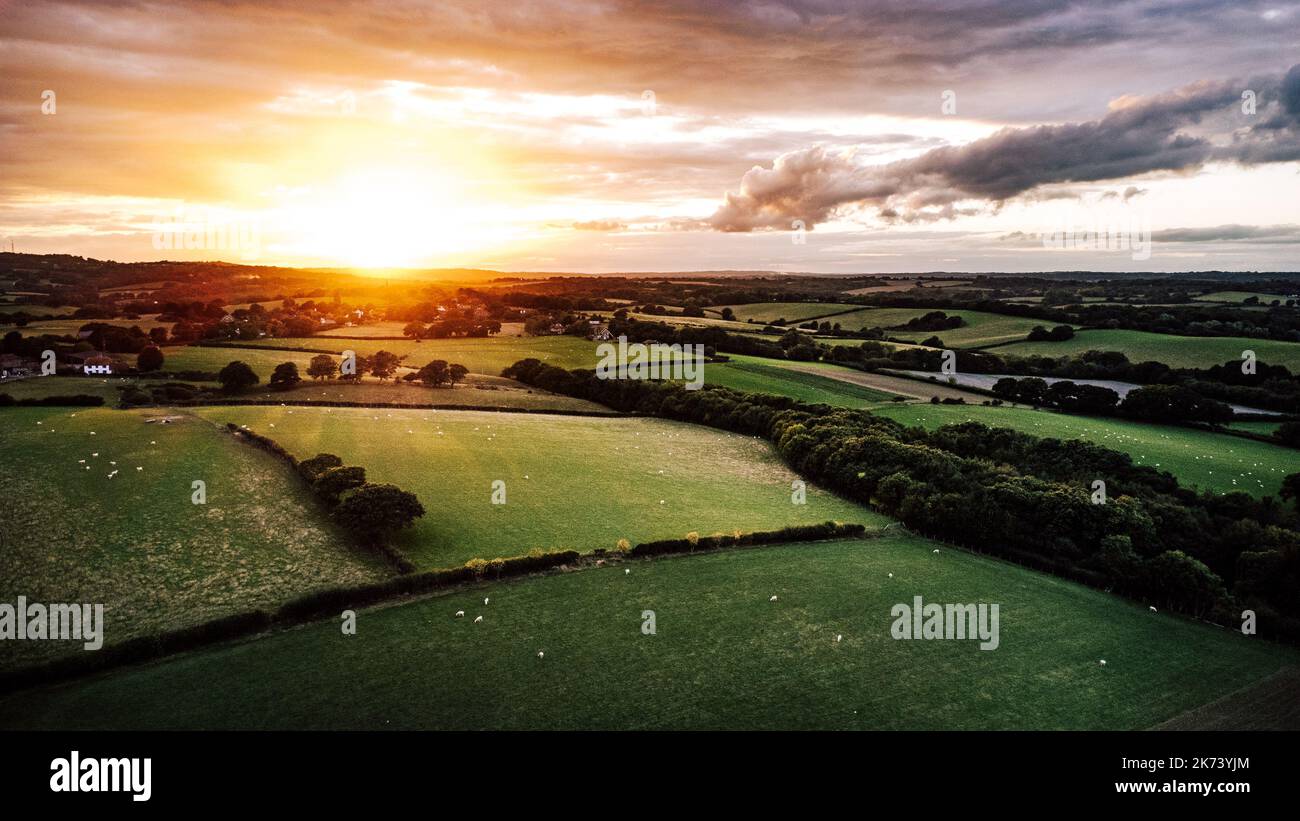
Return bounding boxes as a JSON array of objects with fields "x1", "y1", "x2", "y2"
[
  {"x1": 0, "y1": 523, "x2": 874, "y2": 698},
  {"x1": 175, "y1": 398, "x2": 634, "y2": 416}
]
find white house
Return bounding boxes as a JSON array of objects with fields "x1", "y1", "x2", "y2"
[{"x1": 83, "y1": 354, "x2": 114, "y2": 375}]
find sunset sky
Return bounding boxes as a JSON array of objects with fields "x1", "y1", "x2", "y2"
[{"x1": 2, "y1": 0, "x2": 1299, "y2": 273}]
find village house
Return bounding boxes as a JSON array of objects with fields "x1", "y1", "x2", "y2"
[
  {"x1": 588, "y1": 320, "x2": 613, "y2": 341},
  {"x1": 82, "y1": 353, "x2": 115, "y2": 375}
]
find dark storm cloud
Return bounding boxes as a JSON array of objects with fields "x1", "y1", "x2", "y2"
[{"x1": 708, "y1": 65, "x2": 1300, "y2": 230}]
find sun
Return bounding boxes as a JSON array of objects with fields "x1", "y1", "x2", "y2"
[{"x1": 271, "y1": 166, "x2": 507, "y2": 269}]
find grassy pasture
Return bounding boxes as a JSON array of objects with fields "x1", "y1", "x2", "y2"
[
  {"x1": 992, "y1": 329, "x2": 1300, "y2": 370},
  {"x1": 15, "y1": 317, "x2": 173, "y2": 336},
  {"x1": 192, "y1": 406, "x2": 884, "y2": 568},
  {"x1": 2, "y1": 535, "x2": 1293, "y2": 730},
  {"x1": 709, "y1": 302, "x2": 862, "y2": 323},
  {"x1": 828, "y1": 308, "x2": 1053, "y2": 347},
  {"x1": 1194, "y1": 291, "x2": 1294, "y2": 304},
  {"x1": 696, "y1": 354, "x2": 898, "y2": 406},
  {"x1": 235, "y1": 377, "x2": 609, "y2": 413},
  {"x1": 177, "y1": 334, "x2": 601, "y2": 375},
  {"x1": 0, "y1": 407, "x2": 389, "y2": 669},
  {"x1": 873, "y1": 403, "x2": 1294, "y2": 497}
]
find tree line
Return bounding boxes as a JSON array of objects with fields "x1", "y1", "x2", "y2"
[{"x1": 503, "y1": 358, "x2": 1300, "y2": 643}]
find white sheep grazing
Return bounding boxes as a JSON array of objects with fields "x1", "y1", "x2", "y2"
[
  {"x1": 932, "y1": 549, "x2": 940, "y2": 554},
  {"x1": 474, "y1": 616, "x2": 483, "y2": 624},
  {"x1": 887, "y1": 572, "x2": 893, "y2": 578},
  {"x1": 1149, "y1": 606, "x2": 1157, "y2": 612},
  {"x1": 769, "y1": 595, "x2": 778, "y2": 602},
  {"x1": 625, "y1": 568, "x2": 630, "y2": 575},
  {"x1": 455, "y1": 610, "x2": 465, "y2": 618},
  {"x1": 537, "y1": 651, "x2": 544, "y2": 659},
  {"x1": 483, "y1": 597, "x2": 489, "y2": 605},
  {"x1": 835, "y1": 634, "x2": 842, "y2": 643},
  {"x1": 1099, "y1": 659, "x2": 1107, "y2": 666}
]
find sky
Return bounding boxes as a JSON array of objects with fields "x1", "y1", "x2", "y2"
[{"x1": 2, "y1": 0, "x2": 1300, "y2": 274}]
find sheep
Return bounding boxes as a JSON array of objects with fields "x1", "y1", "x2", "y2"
[
  {"x1": 625, "y1": 568, "x2": 630, "y2": 575},
  {"x1": 1149, "y1": 606, "x2": 1157, "y2": 612},
  {"x1": 474, "y1": 616, "x2": 483, "y2": 624},
  {"x1": 1099, "y1": 659, "x2": 1107, "y2": 666},
  {"x1": 887, "y1": 572, "x2": 893, "y2": 578},
  {"x1": 835, "y1": 634, "x2": 843, "y2": 643},
  {"x1": 932, "y1": 549, "x2": 940, "y2": 554},
  {"x1": 455, "y1": 610, "x2": 465, "y2": 618},
  {"x1": 537, "y1": 651, "x2": 544, "y2": 659},
  {"x1": 483, "y1": 597, "x2": 489, "y2": 605},
  {"x1": 769, "y1": 595, "x2": 778, "y2": 602}
]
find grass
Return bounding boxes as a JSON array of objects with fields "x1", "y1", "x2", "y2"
[
  {"x1": 872, "y1": 403, "x2": 1294, "y2": 497},
  {"x1": 16, "y1": 317, "x2": 173, "y2": 336},
  {"x1": 2, "y1": 535, "x2": 1293, "y2": 730},
  {"x1": 1194, "y1": 291, "x2": 1294, "y2": 304},
  {"x1": 232, "y1": 377, "x2": 609, "y2": 413},
  {"x1": 191, "y1": 406, "x2": 885, "y2": 569},
  {"x1": 161, "y1": 346, "x2": 323, "y2": 377},
  {"x1": 0, "y1": 407, "x2": 390, "y2": 669},
  {"x1": 693, "y1": 354, "x2": 898, "y2": 406},
  {"x1": 992, "y1": 328, "x2": 1300, "y2": 370},
  {"x1": 829, "y1": 308, "x2": 1055, "y2": 347},
  {"x1": 0, "y1": 375, "x2": 127, "y2": 402},
  {"x1": 173, "y1": 334, "x2": 602, "y2": 374},
  {"x1": 1229, "y1": 420, "x2": 1284, "y2": 436},
  {"x1": 710, "y1": 302, "x2": 861, "y2": 323}
]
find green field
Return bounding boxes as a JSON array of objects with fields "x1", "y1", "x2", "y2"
[
  {"x1": 873, "y1": 403, "x2": 1294, "y2": 497},
  {"x1": 1194, "y1": 291, "x2": 1294, "y2": 304},
  {"x1": 829, "y1": 308, "x2": 1055, "y2": 347},
  {"x1": 192, "y1": 406, "x2": 884, "y2": 568},
  {"x1": 174, "y1": 335, "x2": 602, "y2": 375},
  {"x1": 697, "y1": 355, "x2": 898, "y2": 406},
  {"x1": 1229, "y1": 420, "x2": 1284, "y2": 436},
  {"x1": 16, "y1": 317, "x2": 173, "y2": 336},
  {"x1": 0, "y1": 375, "x2": 126, "y2": 402},
  {"x1": 992, "y1": 328, "x2": 1300, "y2": 370},
  {"x1": 161, "y1": 346, "x2": 323, "y2": 377},
  {"x1": 2, "y1": 535, "x2": 1293, "y2": 730},
  {"x1": 710, "y1": 302, "x2": 861, "y2": 323},
  {"x1": 0, "y1": 407, "x2": 389, "y2": 668},
  {"x1": 236, "y1": 376, "x2": 609, "y2": 412}
]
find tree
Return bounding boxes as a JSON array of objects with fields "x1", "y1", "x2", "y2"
[
  {"x1": 447, "y1": 363, "x2": 468, "y2": 386},
  {"x1": 307, "y1": 354, "x2": 337, "y2": 381},
  {"x1": 217, "y1": 360, "x2": 259, "y2": 393},
  {"x1": 417, "y1": 359, "x2": 449, "y2": 386},
  {"x1": 1273, "y1": 421, "x2": 1300, "y2": 450},
  {"x1": 148, "y1": 326, "x2": 169, "y2": 345},
  {"x1": 1281, "y1": 473, "x2": 1300, "y2": 513},
  {"x1": 369, "y1": 350, "x2": 402, "y2": 382},
  {"x1": 299, "y1": 453, "x2": 343, "y2": 481},
  {"x1": 720, "y1": 307, "x2": 735, "y2": 321},
  {"x1": 137, "y1": 345, "x2": 164, "y2": 372},
  {"x1": 403, "y1": 321, "x2": 426, "y2": 339},
  {"x1": 270, "y1": 361, "x2": 301, "y2": 389},
  {"x1": 333, "y1": 483, "x2": 425, "y2": 542},
  {"x1": 312, "y1": 465, "x2": 367, "y2": 505}
]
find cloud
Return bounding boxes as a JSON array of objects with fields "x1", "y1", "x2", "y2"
[
  {"x1": 709, "y1": 65, "x2": 1300, "y2": 231},
  {"x1": 572, "y1": 219, "x2": 627, "y2": 231},
  {"x1": 1150, "y1": 224, "x2": 1300, "y2": 242}
]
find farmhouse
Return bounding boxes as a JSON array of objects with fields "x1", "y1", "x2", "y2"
[
  {"x1": 82, "y1": 354, "x2": 115, "y2": 375},
  {"x1": 589, "y1": 321, "x2": 613, "y2": 341}
]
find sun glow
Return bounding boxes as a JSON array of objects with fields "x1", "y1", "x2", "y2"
[{"x1": 268, "y1": 166, "x2": 516, "y2": 269}]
